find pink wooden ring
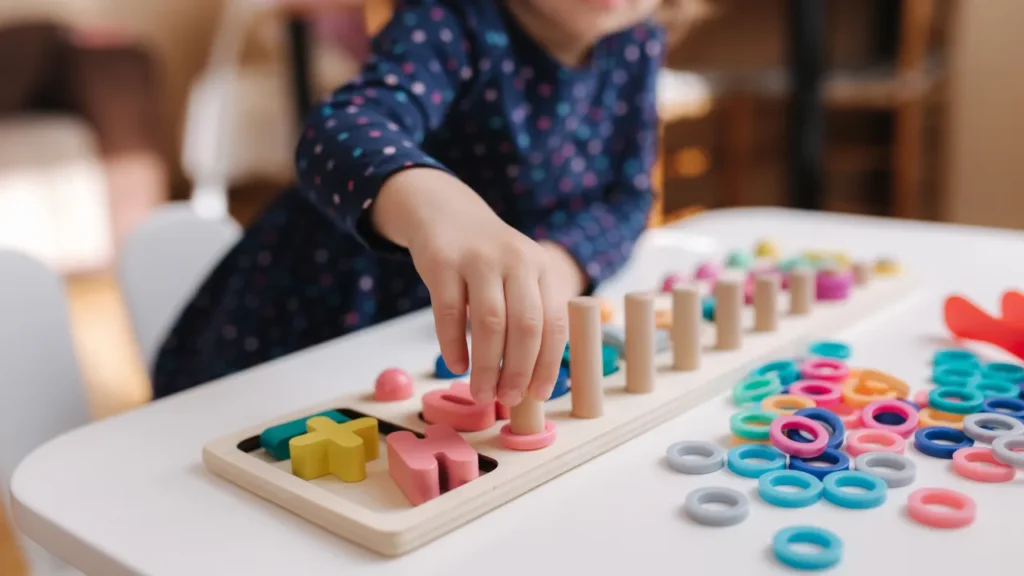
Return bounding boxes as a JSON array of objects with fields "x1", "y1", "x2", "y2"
[
  {"x1": 829, "y1": 402, "x2": 862, "y2": 429},
  {"x1": 907, "y1": 488, "x2": 976, "y2": 529},
  {"x1": 499, "y1": 420, "x2": 556, "y2": 451},
  {"x1": 862, "y1": 399, "x2": 919, "y2": 438},
  {"x1": 769, "y1": 415, "x2": 828, "y2": 458},
  {"x1": 952, "y1": 448, "x2": 1016, "y2": 483},
  {"x1": 799, "y1": 358, "x2": 850, "y2": 383},
  {"x1": 913, "y1": 388, "x2": 929, "y2": 408},
  {"x1": 789, "y1": 379, "x2": 842, "y2": 408},
  {"x1": 845, "y1": 429, "x2": 905, "y2": 457}
]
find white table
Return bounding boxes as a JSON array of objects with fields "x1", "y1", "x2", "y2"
[{"x1": 12, "y1": 208, "x2": 1024, "y2": 575}]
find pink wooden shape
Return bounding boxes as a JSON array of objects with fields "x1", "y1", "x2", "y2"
[
  {"x1": 386, "y1": 424, "x2": 480, "y2": 506},
  {"x1": 374, "y1": 368, "x2": 414, "y2": 401},
  {"x1": 422, "y1": 381, "x2": 505, "y2": 431}
]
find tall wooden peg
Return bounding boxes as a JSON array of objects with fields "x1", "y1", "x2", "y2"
[
  {"x1": 789, "y1": 267, "x2": 814, "y2": 315},
  {"x1": 753, "y1": 274, "x2": 780, "y2": 332},
  {"x1": 568, "y1": 296, "x2": 603, "y2": 418},
  {"x1": 715, "y1": 278, "x2": 742, "y2": 350},
  {"x1": 625, "y1": 292, "x2": 655, "y2": 394},
  {"x1": 671, "y1": 285, "x2": 701, "y2": 370}
]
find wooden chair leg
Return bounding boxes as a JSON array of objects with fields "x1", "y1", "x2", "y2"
[
  {"x1": 892, "y1": 99, "x2": 924, "y2": 218},
  {"x1": 720, "y1": 95, "x2": 754, "y2": 206}
]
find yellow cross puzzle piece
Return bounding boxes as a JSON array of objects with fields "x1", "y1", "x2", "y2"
[{"x1": 289, "y1": 416, "x2": 380, "y2": 482}]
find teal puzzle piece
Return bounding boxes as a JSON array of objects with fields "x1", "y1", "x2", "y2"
[{"x1": 259, "y1": 410, "x2": 350, "y2": 460}]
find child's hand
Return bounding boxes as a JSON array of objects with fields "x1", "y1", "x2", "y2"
[{"x1": 373, "y1": 168, "x2": 583, "y2": 406}]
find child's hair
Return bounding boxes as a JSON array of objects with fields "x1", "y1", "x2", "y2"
[{"x1": 656, "y1": 0, "x2": 715, "y2": 44}]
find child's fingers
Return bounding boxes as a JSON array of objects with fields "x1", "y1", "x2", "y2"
[
  {"x1": 429, "y1": 273, "x2": 469, "y2": 375},
  {"x1": 527, "y1": 273, "x2": 568, "y2": 401},
  {"x1": 495, "y1": 273, "x2": 543, "y2": 407},
  {"x1": 467, "y1": 273, "x2": 506, "y2": 404}
]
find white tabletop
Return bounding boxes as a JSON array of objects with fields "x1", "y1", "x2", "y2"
[{"x1": 12, "y1": 207, "x2": 1024, "y2": 576}]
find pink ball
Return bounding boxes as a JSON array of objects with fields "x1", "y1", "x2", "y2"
[
  {"x1": 374, "y1": 368, "x2": 414, "y2": 401},
  {"x1": 694, "y1": 261, "x2": 720, "y2": 281},
  {"x1": 661, "y1": 272, "x2": 687, "y2": 292}
]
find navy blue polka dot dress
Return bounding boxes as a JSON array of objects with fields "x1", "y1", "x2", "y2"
[{"x1": 151, "y1": 0, "x2": 664, "y2": 398}]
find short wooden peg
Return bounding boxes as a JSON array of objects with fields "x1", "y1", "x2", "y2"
[
  {"x1": 569, "y1": 296, "x2": 603, "y2": 418},
  {"x1": 714, "y1": 278, "x2": 742, "y2": 350},
  {"x1": 625, "y1": 292, "x2": 655, "y2": 394},
  {"x1": 789, "y1": 267, "x2": 813, "y2": 315},
  {"x1": 672, "y1": 285, "x2": 701, "y2": 370},
  {"x1": 852, "y1": 261, "x2": 871, "y2": 285},
  {"x1": 509, "y1": 397, "x2": 546, "y2": 435},
  {"x1": 753, "y1": 274, "x2": 779, "y2": 332}
]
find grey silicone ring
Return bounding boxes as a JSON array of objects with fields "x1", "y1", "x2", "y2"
[
  {"x1": 666, "y1": 441, "x2": 726, "y2": 474},
  {"x1": 853, "y1": 452, "x2": 917, "y2": 488},
  {"x1": 992, "y1": 435, "x2": 1024, "y2": 468},
  {"x1": 684, "y1": 487, "x2": 750, "y2": 526},
  {"x1": 963, "y1": 413, "x2": 1024, "y2": 444}
]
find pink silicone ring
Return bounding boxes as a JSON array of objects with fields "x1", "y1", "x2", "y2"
[
  {"x1": 913, "y1": 388, "x2": 929, "y2": 408},
  {"x1": 862, "y1": 399, "x2": 919, "y2": 438},
  {"x1": 789, "y1": 379, "x2": 843, "y2": 408},
  {"x1": 769, "y1": 415, "x2": 828, "y2": 458},
  {"x1": 845, "y1": 429, "x2": 905, "y2": 457},
  {"x1": 799, "y1": 358, "x2": 850, "y2": 383},
  {"x1": 829, "y1": 403, "x2": 862, "y2": 429},
  {"x1": 952, "y1": 448, "x2": 1016, "y2": 483},
  {"x1": 499, "y1": 420, "x2": 556, "y2": 451},
  {"x1": 907, "y1": 488, "x2": 976, "y2": 529}
]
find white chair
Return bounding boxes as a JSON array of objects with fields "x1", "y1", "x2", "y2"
[
  {"x1": 116, "y1": 202, "x2": 242, "y2": 370},
  {"x1": 0, "y1": 249, "x2": 87, "y2": 575}
]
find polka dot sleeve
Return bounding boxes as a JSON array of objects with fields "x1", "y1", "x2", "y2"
[
  {"x1": 294, "y1": 2, "x2": 475, "y2": 255},
  {"x1": 540, "y1": 33, "x2": 662, "y2": 292}
]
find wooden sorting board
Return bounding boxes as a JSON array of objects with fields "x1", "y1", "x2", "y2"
[{"x1": 203, "y1": 272, "x2": 920, "y2": 557}]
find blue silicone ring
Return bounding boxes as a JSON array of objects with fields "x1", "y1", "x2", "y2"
[
  {"x1": 981, "y1": 397, "x2": 1024, "y2": 421},
  {"x1": 808, "y1": 341, "x2": 851, "y2": 360},
  {"x1": 751, "y1": 360, "x2": 801, "y2": 387},
  {"x1": 982, "y1": 362, "x2": 1024, "y2": 384},
  {"x1": 773, "y1": 526, "x2": 843, "y2": 571},
  {"x1": 913, "y1": 426, "x2": 974, "y2": 459},
  {"x1": 975, "y1": 378, "x2": 1020, "y2": 399},
  {"x1": 758, "y1": 470, "x2": 823, "y2": 508},
  {"x1": 726, "y1": 444, "x2": 788, "y2": 478},
  {"x1": 928, "y1": 386, "x2": 984, "y2": 414},
  {"x1": 789, "y1": 448, "x2": 851, "y2": 481},
  {"x1": 785, "y1": 407, "x2": 845, "y2": 450},
  {"x1": 933, "y1": 349, "x2": 980, "y2": 368},
  {"x1": 932, "y1": 363, "x2": 981, "y2": 388},
  {"x1": 822, "y1": 471, "x2": 887, "y2": 509}
]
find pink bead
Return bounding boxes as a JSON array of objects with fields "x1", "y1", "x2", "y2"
[
  {"x1": 661, "y1": 273, "x2": 687, "y2": 292},
  {"x1": 789, "y1": 379, "x2": 843, "y2": 408},
  {"x1": 861, "y1": 399, "x2": 919, "y2": 438},
  {"x1": 387, "y1": 424, "x2": 479, "y2": 505},
  {"x1": 374, "y1": 368, "x2": 414, "y2": 401},
  {"x1": 499, "y1": 420, "x2": 557, "y2": 451},
  {"x1": 907, "y1": 488, "x2": 976, "y2": 529},
  {"x1": 799, "y1": 358, "x2": 850, "y2": 383},
  {"x1": 694, "y1": 261, "x2": 720, "y2": 281},
  {"x1": 769, "y1": 415, "x2": 828, "y2": 458},
  {"x1": 845, "y1": 429, "x2": 905, "y2": 457},
  {"x1": 913, "y1": 388, "x2": 929, "y2": 407}
]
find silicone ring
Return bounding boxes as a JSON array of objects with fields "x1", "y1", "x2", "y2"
[
  {"x1": 733, "y1": 374, "x2": 783, "y2": 405},
  {"x1": 857, "y1": 369, "x2": 911, "y2": 398},
  {"x1": 842, "y1": 379, "x2": 897, "y2": 408},
  {"x1": 913, "y1": 388, "x2": 930, "y2": 407},
  {"x1": 683, "y1": 487, "x2": 750, "y2": 526},
  {"x1": 992, "y1": 435, "x2": 1024, "y2": 468},
  {"x1": 789, "y1": 448, "x2": 850, "y2": 481},
  {"x1": 769, "y1": 416, "x2": 828, "y2": 458},
  {"x1": 730, "y1": 410, "x2": 778, "y2": 441},
  {"x1": 665, "y1": 441, "x2": 726, "y2": 474},
  {"x1": 952, "y1": 447, "x2": 1016, "y2": 482},
  {"x1": 932, "y1": 364, "x2": 981, "y2": 388},
  {"x1": 751, "y1": 360, "x2": 801, "y2": 387},
  {"x1": 785, "y1": 407, "x2": 845, "y2": 450},
  {"x1": 862, "y1": 399, "x2": 919, "y2": 437},
  {"x1": 816, "y1": 269, "x2": 852, "y2": 300},
  {"x1": 758, "y1": 470, "x2": 823, "y2": 508},
  {"x1": 823, "y1": 470, "x2": 887, "y2": 509},
  {"x1": 918, "y1": 407, "x2": 965, "y2": 430},
  {"x1": 933, "y1": 349, "x2": 979, "y2": 368},
  {"x1": 845, "y1": 429, "x2": 905, "y2": 457},
  {"x1": 829, "y1": 402, "x2": 862, "y2": 429},
  {"x1": 807, "y1": 341, "x2": 851, "y2": 360},
  {"x1": 982, "y1": 362, "x2": 1024, "y2": 384},
  {"x1": 853, "y1": 452, "x2": 917, "y2": 488},
  {"x1": 772, "y1": 526, "x2": 843, "y2": 571},
  {"x1": 981, "y1": 397, "x2": 1024, "y2": 421},
  {"x1": 929, "y1": 387, "x2": 984, "y2": 415},
  {"x1": 788, "y1": 380, "x2": 842, "y2": 408},
  {"x1": 914, "y1": 426, "x2": 974, "y2": 459},
  {"x1": 907, "y1": 488, "x2": 976, "y2": 529},
  {"x1": 800, "y1": 358, "x2": 849, "y2": 383},
  {"x1": 730, "y1": 434, "x2": 770, "y2": 446},
  {"x1": 962, "y1": 412, "x2": 1024, "y2": 444},
  {"x1": 761, "y1": 394, "x2": 816, "y2": 416},
  {"x1": 727, "y1": 444, "x2": 788, "y2": 478},
  {"x1": 975, "y1": 378, "x2": 1020, "y2": 399}
]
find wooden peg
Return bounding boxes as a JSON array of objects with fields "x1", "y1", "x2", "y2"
[
  {"x1": 509, "y1": 397, "x2": 546, "y2": 435},
  {"x1": 753, "y1": 274, "x2": 780, "y2": 332},
  {"x1": 671, "y1": 285, "x2": 701, "y2": 370},
  {"x1": 852, "y1": 261, "x2": 871, "y2": 285},
  {"x1": 625, "y1": 292, "x2": 655, "y2": 394},
  {"x1": 715, "y1": 278, "x2": 742, "y2": 350},
  {"x1": 568, "y1": 296, "x2": 603, "y2": 418},
  {"x1": 789, "y1": 267, "x2": 814, "y2": 315}
]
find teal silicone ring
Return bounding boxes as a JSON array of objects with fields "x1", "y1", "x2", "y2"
[
  {"x1": 933, "y1": 349, "x2": 980, "y2": 368},
  {"x1": 822, "y1": 471, "x2": 887, "y2": 509},
  {"x1": 808, "y1": 341, "x2": 851, "y2": 360},
  {"x1": 974, "y1": 378, "x2": 1020, "y2": 399},
  {"x1": 982, "y1": 362, "x2": 1024, "y2": 384},
  {"x1": 727, "y1": 444, "x2": 787, "y2": 478},
  {"x1": 773, "y1": 526, "x2": 843, "y2": 571},
  {"x1": 730, "y1": 410, "x2": 779, "y2": 441},
  {"x1": 751, "y1": 360, "x2": 801, "y2": 387},
  {"x1": 758, "y1": 470, "x2": 823, "y2": 508},
  {"x1": 733, "y1": 374, "x2": 783, "y2": 405},
  {"x1": 932, "y1": 363, "x2": 981, "y2": 388},
  {"x1": 929, "y1": 386, "x2": 985, "y2": 414}
]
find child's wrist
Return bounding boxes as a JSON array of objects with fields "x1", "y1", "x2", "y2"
[
  {"x1": 539, "y1": 241, "x2": 588, "y2": 297},
  {"x1": 373, "y1": 168, "x2": 486, "y2": 248}
]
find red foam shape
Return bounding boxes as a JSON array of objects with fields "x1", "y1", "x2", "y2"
[
  {"x1": 944, "y1": 295, "x2": 1024, "y2": 361},
  {"x1": 1000, "y1": 290, "x2": 1024, "y2": 328},
  {"x1": 386, "y1": 424, "x2": 480, "y2": 506}
]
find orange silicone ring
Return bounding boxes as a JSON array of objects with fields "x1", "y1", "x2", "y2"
[
  {"x1": 842, "y1": 379, "x2": 897, "y2": 408},
  {"x1": 761, "y1": 394, "x2": 816, "y2": 416},
  {"x1": 918, "y1": 407, "x2": 965, "y2": 430}
]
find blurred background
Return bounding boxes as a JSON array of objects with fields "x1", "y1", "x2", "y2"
[{"x1": 0, "y1": 0, "x2": 1021, "y2": 571}]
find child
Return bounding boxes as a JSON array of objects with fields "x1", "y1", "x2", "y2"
[{"x1": 152, "y1": 0, "x2": 678, "y2": 409}]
